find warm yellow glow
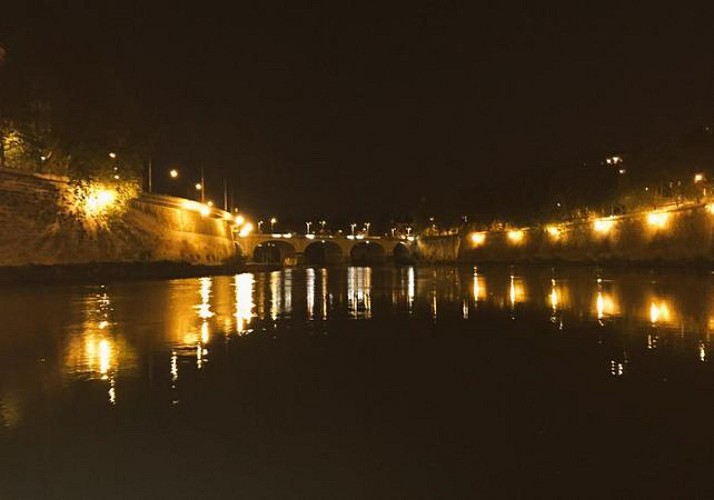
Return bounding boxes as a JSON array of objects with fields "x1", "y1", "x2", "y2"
[
  {"x1": 695, "y1": 173, "x2": 705, "y2": 183},
  {"x1": 507, "y1": 230, "x2": 525, "y2": 244},
  {"x1": 270, "y1": 217, "x2": 277, "y2": 224},
  {"x1": 98, "y1": 339, "x2": 111, "y2": 378},
  {"x1": 546, "y1": 225, "x2": 563, "y2": 240},
  {"x1": 195, "y1": 183, "x2": 202, "y2": 191},
  {"x1": 109, "y1": 152, "x2": 117, "y2": 159},
  {"x1": 84, "y1": 188, "x2": 117, "y2": 216},
  {"x1": 650, "y1": 301, "x2": 671, "y2": 324},
  {"x1": 238, "y1": 222, "x2": 253, "y2": 237},
  {"x1": 509, "y1": 275, "x2": 525, "y2": 307},
  {"x1": 549, "y1": 279, "x2": 559, "y2": 311},
  {"x1": 196, "y1": 277, "x2": 214, "y2": 320},
  {"x1": 473, "y1": 269, "x2": 486, "y2": 301},
  {"x1": 470, "y1": 232, "x2": 487, "y2": 246},
  {"x1": 707, "y1": 204, "x2": 714, "y2": 215},
  {"x1": 234, "y1": 273, "x2": 254, "y2": 334},
  {"x1": 595, "y1": 291, "x2": 617, "y2": 320},
  {"x1": 234, "y1": 214, "x2": 245, "y2": 226},
  {"x1": 207, "y1": 201, "x2": 213, "y2": 207},
  {"x1": 646, "y1": 211, "x2": 670, "y2": 229},
  {"x1": 199, "y1": 204, "x2": 210, "y2": 217},
  {"x1": 593, "y1": 217, "x2": 615, "y2": 234},
  {"x1": 169, "y1": 169, "x2": 179, "y2": 178}
]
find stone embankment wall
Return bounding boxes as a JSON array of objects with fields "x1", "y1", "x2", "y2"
[
  {"x1": 0, "y1": 168, "x2": 236, "y2": 267},
  {"x1": 416, "y1": 235, "x2": 462, "y2": 262},
  {"x1": 421, "y1": 204, "x2": 714, "y2": 263}
]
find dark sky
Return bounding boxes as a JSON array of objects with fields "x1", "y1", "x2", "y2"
[{"x1": 4, "y1": 2, "x2": 714, "y2": 226}]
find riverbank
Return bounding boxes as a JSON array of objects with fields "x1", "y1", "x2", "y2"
[{"x1": 0, "y1": 260, "x2": 245, "y2": 285}]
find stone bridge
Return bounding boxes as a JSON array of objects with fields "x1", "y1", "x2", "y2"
[{"x1": 234, "y1": 232, "x2": 416, "y2": 265}]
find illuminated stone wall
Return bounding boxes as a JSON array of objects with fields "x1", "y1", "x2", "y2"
[
  {"x1": 416, "y1": 235, "x2": 462, "y2": 262},
  {"x1": 0, "y1": 168, "x2": 236, "y2": 266},
  {"x1": 457, "y1": 205, "x2": 714, "y2": 263}
]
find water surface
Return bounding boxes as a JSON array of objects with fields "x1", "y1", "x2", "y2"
[{"x1": 1, "y1": 265, "x2": 714, "y2": 498}]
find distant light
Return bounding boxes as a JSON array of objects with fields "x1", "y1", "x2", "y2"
[
  {"x1": 470, "y1": 232, "x2": 486, "y2": 246},
  {"x1": 169, "y1": 169, "x2": 179, "y2": 179},
  {"x1": 195, "y1": 183, "x2": 202, "y2": 191},
  {"x1": 306, "y1": 234, "x2": 316, "y2": 239},
  {"x1": 507, "y1": 230, "x2": 525, "y2": 244},
  {"x1": 283, "y1": 233, "x2": 292, "y2": 238},
  {"x1": 199, "y1": 204, "x2": 210, "y2": 217},
  {"x1": 406, "y1": 236, "x2": 415, "y2": 242},
  {"x1": 271, "y1": 233, "x2": 282, "y2": 238},
  {"x1": 112, "y1": 174, "x2": 120, "y2": 180},
  {"x1": 207, "y1": 201, "x2": 213, "y2": 207},
  {"x1": 109, "y1": 152, "x2": 117, "y2": 159},
  {"x1": 707, "y1": 204, "x2": 714, "y2": 215},
  {"x1": 695, "y1": 173, "x2": 705, "y2": 183},
  {"x1": 40, "y1": 155, "x2": 46, "y2": 162},
  {"x1": 234, "y1": 214, "x2": 245, "y2": 226},
  {"x1": 593, "y1": 217, "x2": 615, "y2": 234},
  {"x1": 270, "y1": 217, "x2": 277, "y2": 224},
  {"x1": 346, "y1": 235, "x2": 354, "y2": 240},
  {"x1": 646, "y1": 211, "x2": 669, "y2": 229},
  {"x1": 618, "y1": 169, "x2": 626, "y2": 175}
]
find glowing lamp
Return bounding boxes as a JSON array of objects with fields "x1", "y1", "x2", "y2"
[
  {"x1": 545, "y1": 225, "x2": 562, "y2": 240},
  {"x1": 646, "y1": 211, "x2": 669, "y2": 229},
  {"x1": 470, "y1": 232, "x2": 487, "y2": 246},
  {"x1": 593, "y1": 217, "x2": 615, "y2": 234},
  {"x1": 507, "y1": 230, "x2": 525, "y2": 244}
]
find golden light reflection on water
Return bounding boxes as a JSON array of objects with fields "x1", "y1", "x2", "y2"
[
  {"x1": 306, "y1": 268, "x2": 315, "y2": 320},
  {"x1": 509, "y1": 275, "x2": 526, "y2": 308},
  {"x1": 648, "y1": 298, "x2": 675, "y2": 326},
  {"x1": 594, "y1": 281, "x2": 619, "y2": 322},
  {"x1": 234, "y1": 273, "x2": 255, "y2": 334},
  {"x1": 270, "y1": 271, "x2": 281, "y2": 320},
  {"x1": 63, "y1": 287, "x2": 136, "y2": 405},
  {"x1": 473, "y1": 268, "x2": 486, "y2": 303},
  {"x1": 348, "y1": 267, "x2": 372, "y2": 319}
]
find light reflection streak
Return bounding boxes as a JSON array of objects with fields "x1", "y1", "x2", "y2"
[
  {"x1": 348, "y1": 267, "x2": 372, "y2": 319},
  {"x1": 270, "y1": 271, "x2": 281, "y2": 320},
  {"x1": 306, "y1": 268, "x2": 315, "y2": 319},
  {"x1": 321, "y1": 268, "x2": 329, "y2": 319},
  {"x1": 407, "y1": 266, "x2": 415, "y2": 314},
  {"x1": 234, "y1": 273, "x2": 254, "y2": 334},
  {"x1": 63, "y1": 287, "x2": 135, "y2": 406},
  {"x1": 473, "y1": 269, "x2": 486, "y2": 303}
]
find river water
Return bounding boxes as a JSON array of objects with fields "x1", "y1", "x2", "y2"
[{"x1": 1, "y1": 264, "x2": 714, "y2": 498}]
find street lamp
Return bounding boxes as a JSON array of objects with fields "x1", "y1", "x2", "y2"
[
  {"x1": 350, "y1": 223, "x2": 356, "y2": 235},
  {"x1": 258, "y1": 220, "x2": 264, "y2": 233},
  {"x1": 364, "y1": 222, "x2": 371, "y2": 236},
  {"x1": 306, "y1": 221, "x2": 312, "y2": 234},
  {"x1": 270, "y1": 217, "x2": 277, "y2": 232},
  {"x1": 169, "y1": 169, "x2": 179, "y2": 179}
]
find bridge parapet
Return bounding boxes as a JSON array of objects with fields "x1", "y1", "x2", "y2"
[{"x1": 234, "y1": 232, "x2": 415, "y2": 264}]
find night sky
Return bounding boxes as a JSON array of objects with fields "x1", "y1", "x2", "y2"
[{"x1": 4, "y1": 2, "x2": 714, "y2": 227}]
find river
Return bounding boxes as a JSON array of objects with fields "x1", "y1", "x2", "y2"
[{"x1": 1, "y1": 264, "x2": 713, "y2": 498}]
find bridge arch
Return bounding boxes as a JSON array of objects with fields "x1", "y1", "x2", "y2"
[
  {"x1": 304, "y1": 240, "x2": 344, "y2": 265},
  {"x1": 392, "y1": 242, "x2": 413, "y2": 264},
  {"x1": 253, "y1": 240, "x2": 297, "y2": 265},
  {"x1": 350, "y1": 241, "x2": 386, "y2": 264}
]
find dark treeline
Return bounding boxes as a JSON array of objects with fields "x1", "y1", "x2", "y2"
[{"x1": 457, "y1": 125, "x2": 714, "y2": 228}]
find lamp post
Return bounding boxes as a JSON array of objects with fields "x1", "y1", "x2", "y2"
[
  {"x1": 270, "y1": 217, "x2": 277, "y2": 232},
  {"x1": 350, "y1": 223, "x2": 356, "y2": 236},
  {"x1": 365, "y1": 222, "x2": 371, "y2": 236},
  {"x1": 258, "y1": 220, "x2": 264, "y2": 233},
  {"x1": 306, "y1": 221, "x2": 312, "y2": 234}
]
